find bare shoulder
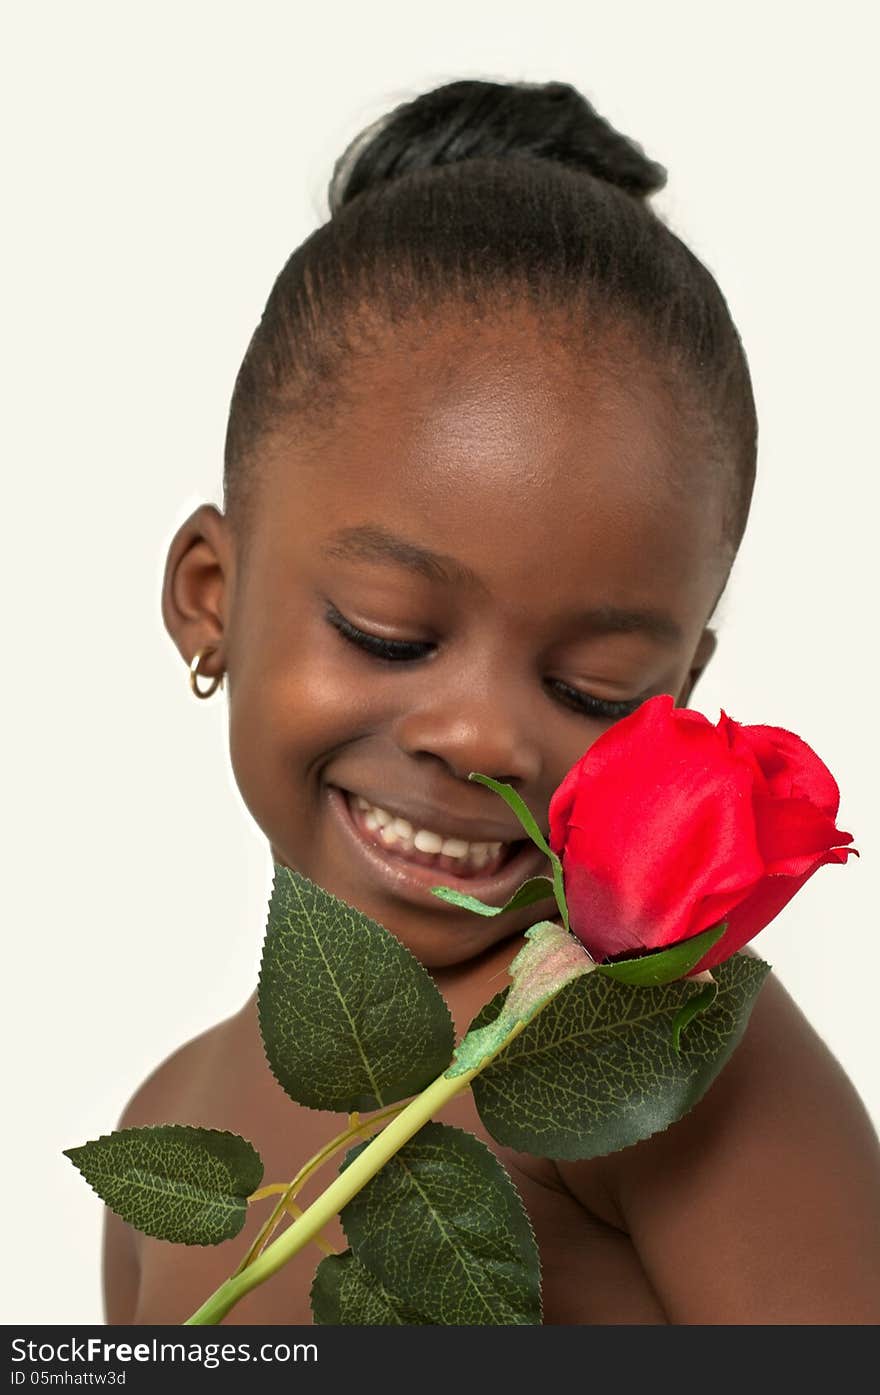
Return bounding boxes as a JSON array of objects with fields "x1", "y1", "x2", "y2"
[
  {"x1": 101, "y1": 1017, "x2": 233, "y2": 1325},
  {"x1": 101, "y1": 1006, "x2": 348, "y2": 1325},
  {"x1": 557, "y1": 955, "x2": 880, "y2": 1323}
]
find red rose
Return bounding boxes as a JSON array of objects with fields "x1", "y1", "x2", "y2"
[{"x1": 547, "y1": 694, "x2": 857, "y2": 974}]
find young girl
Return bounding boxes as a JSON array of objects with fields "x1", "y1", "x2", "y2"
[{"x1": 104, "y1": 78, "x2": 880, "y2": 1325}]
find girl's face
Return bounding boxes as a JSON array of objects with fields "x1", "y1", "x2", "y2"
[{"x1": 164, "y1": 307, "x2": 728, "y2": 970}]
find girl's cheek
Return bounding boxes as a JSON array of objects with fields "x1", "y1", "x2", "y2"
[{"x1": 227, "y1": 642, "x2": 382, "y2": 779}]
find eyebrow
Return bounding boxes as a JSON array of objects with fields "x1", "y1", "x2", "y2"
[
  {"x1": 321, "y1": 524, "x2": 488, "y2": 591},
  {"x1": 320, "y1": 523, "x2": 682, "y2": 644}
]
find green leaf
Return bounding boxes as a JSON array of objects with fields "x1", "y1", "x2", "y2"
[
  {"x1": 596, "y1": 922, "x2": 727, "y2": 986},
  {"x1": 430, "y1": 874, "x2": 556, "y2": 918},
  {"x1": 470, "y1": 954, "x2": 771, "y2": 1160},
  {"x1": 258, "y1": 864, "x2": 455, "y2": 1112},
  {"x1": 468, "y1": 774, "x2": 569, "y2": 931},
  {"x1": 671, "y1": 980, "x2": 719, "y2": 1052},
  {"x1": 63, "y1": 1125, "x2": 263, "y2": 1245},
  {"x1": 338, "y1": 1122, "x2": 542, "y2": 1325},
  {"x1": 310, "y1": 1251, "x2": 426, "y2": 1325}
]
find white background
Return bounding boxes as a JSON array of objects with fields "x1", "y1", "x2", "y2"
[{"x1": 3, "y1": 1, "x2": 878, "y2": 1325}]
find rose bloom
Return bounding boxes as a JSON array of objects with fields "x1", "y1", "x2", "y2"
[{"x1": 547, "y1": 694, "x2": 857, "y2": 974}]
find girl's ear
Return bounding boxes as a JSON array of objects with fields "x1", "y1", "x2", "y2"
[
  {"x1": 678, "y1": 627, "x2": 718, "y2": 707},
  {"x1": 161, "y1": 504, "x2": 234, "y2": 678}
]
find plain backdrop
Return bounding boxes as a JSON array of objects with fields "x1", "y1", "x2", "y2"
[{"x1": 3, "y1": 0, "x2": 878, "y2": 1325}]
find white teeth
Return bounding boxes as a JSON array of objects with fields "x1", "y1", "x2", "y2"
[
  {"x1": 348, "y1": 793, "x2": 507, "y2": 867},
  {"x1": 440, "y1": 837, "x2": 470, "y2": 858},
  {"x1": 414, "y1": 829, "x2": 444, "y2": 853}
]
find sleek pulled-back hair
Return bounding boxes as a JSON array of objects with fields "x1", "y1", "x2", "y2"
[{"x1": 223, "y1": 79, "x2": 757, "y2": 568}]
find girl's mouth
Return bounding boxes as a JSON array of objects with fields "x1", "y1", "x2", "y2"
[{"x1": 325, "y1": 785, "x2": 554, "y2": 912}]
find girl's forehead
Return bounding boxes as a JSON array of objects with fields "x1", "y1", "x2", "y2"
[{"x1": 261, "y1": 310, "x2": 727, "y2": 600}]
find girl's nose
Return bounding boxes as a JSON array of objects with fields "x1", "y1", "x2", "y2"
[{"x1": 390, "y1": 668, "x2": 543, "y2": 788}]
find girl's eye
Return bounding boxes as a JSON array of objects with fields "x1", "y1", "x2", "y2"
[
  {"x1": 324, "y1": 604, "x2": 644, "y2": 721},
  {"x1": 548, "y1": 678, "x2": 643, "y2": 721},
  {"x1": 325, "y1": 604, "x2": 434, "y2": 662}
]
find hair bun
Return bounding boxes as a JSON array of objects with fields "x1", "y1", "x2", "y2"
[{"x1": 329, "y1": 79, "x2": 667, "y2": 214}]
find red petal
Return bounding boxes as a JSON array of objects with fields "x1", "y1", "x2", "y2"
[
  {"x1": 730, "y1": 722, "x2": 841, "y2": 817},
  {"x1": 556, "y1": 702, "x2": 767, "y2": 958},
  {"x1": 752, "y1": 792, "x2": 855, "y2": 869},
  {"x1": 688, "y1": 848, "x2": 857, "y2": 972}
]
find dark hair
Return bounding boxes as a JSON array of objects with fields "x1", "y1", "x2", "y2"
[{"x1": 223, "y1": 79, "x2": 757, "y2": 570}]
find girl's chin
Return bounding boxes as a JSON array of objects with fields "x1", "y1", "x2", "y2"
[{"x1": 384, "y1": 917, "x2": 521, "y2": 972}]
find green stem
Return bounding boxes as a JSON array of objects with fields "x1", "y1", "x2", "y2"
[
  {"x1": 184, "y1": 1019, "x2": 527, "y2": 1326},
  {"x1": 233, "y1": 1100, "x2": 407, "y2": 1276}
]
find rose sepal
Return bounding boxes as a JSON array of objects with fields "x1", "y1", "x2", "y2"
[
  {"x1": 467, "y1": 772, "x2": 570, "y2": 931},
  {"x1": 430, "y1": 874, "x2": 556, "y2": 918},
  {"x1": 594, "y1": 921, "x2": 728, "y2": 986},
  {"x1": 670, "y1": 978, "x2": 718, "y2": 1052}
]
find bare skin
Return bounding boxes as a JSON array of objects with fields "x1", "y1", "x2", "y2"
[{"x1": 105, "y1": 306, "x2": 880, "y2": 1325}]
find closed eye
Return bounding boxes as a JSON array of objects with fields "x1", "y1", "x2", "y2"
[
  {"x1": 325, "y1": 604, "x2": 433, "y2": 661},
  {"x1": 549, "y1": 678, "x2": 644, "y2": 721},
  {"x1": 324, "y1": 603, "x2": 645, "y2": 721}
]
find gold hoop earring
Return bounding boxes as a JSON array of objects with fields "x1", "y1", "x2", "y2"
[{"x1": 189, "y1": 645, "x2": 225, "y2": 699}]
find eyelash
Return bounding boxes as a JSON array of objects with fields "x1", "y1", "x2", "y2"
[{"x1": 324, "y1": 604, "x2": 644, "y2": 721}]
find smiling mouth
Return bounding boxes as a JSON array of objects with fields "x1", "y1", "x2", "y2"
[
  {"x1": 346, "y1": 790, "x2": 518, "y2": 878},
  {"x1": 326, "y1": 784, "x2": 553, "y2": 910}
]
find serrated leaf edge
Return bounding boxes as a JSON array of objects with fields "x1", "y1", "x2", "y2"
[
  {"x1": 339, "y1": 1120, "x2": 543, "y2": 1325},
  {"x1": 63, "y1": 1123, "x2": 265, "y2": 1247},
  {"x1": 309, "y1": 1250, "x2": 425, "y2": 1326},
  {"x1": 473, "y1": 956, "x2": 772, "y2": 1163},
  {"x1": 256, "y1": 864, "x2": 455, "y2": 1113}
]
